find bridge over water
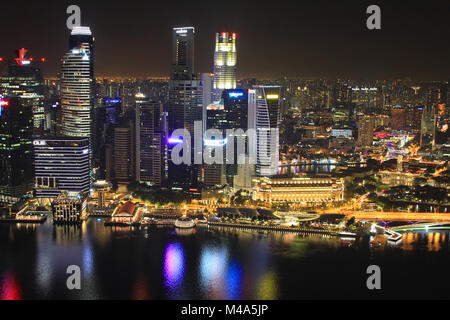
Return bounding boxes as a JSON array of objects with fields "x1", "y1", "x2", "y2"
[{"x1": 390, "y1": 222, "x2": 450, "y2": 232}]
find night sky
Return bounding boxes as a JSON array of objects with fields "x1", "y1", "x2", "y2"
[{"x1": 1, "y1": 0, "x2": 449, "y2": 79}]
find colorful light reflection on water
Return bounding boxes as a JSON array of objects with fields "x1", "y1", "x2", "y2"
[
  {"x1": 199, "y1": 246, "x2": 229, "y2": 299},
  {"x1": 0, "y1": 272, "x2": 22, "y2": 300},
  {"x1": 163, "y1": 243, "x2": 185, "y2": 297},
  {"x1": 226, "y1": 262, "x2": 243, "y2": 300}
]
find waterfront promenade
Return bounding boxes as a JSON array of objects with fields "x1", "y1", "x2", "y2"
[{"x1": 344, "y1": 211, "x2": 450, "y2": 222}]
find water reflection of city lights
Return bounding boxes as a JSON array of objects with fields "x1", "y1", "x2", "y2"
[
  {"x1": 83, "y1": 243, "x2": 94, "y2": 276},
  {"x1": 199, "y1": 246, "x2": 229, "y2": 298},
  {"x1": 257, "y1": 271, "x2": 278, "y2": 300},
  {"x1": 163, "y1": 243, "x2": 185, "y2": 296},
  {"x1": 226, "y1": 262, "x2": 242, "y2": 300},
  {"x1": 0, "y1": 272, "x2": 22, "y2": 300}
]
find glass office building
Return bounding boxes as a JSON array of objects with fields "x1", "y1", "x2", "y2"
[{"x1": 34, "y1": 137, "x2": 90, "y2": 199}]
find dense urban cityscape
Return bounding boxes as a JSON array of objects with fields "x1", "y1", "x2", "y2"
[{"x1": 0, "y1": 2, "x2": 449, "y2": 302}]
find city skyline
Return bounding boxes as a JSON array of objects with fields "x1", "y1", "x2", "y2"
[
  {"x1": 0, "y1": 1, "x2": 449, "y2": 303},
  {"x1": 0, "y1": 1, "x2": 449, "y2": 80}
]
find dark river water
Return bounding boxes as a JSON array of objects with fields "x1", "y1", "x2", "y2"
[{"x1": 1, "y1": 219, "x2": 450, "y2": 300}]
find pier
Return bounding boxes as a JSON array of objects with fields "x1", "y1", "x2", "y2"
[{"x1": 207, "y1": 222, "x2": 355, "y2": 237}]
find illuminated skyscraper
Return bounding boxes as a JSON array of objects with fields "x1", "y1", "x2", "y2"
[
  {"x1": 213, "y1": 33, "x2": 237, "y2": 100},
  {"x1": 69, "y1": 26, "x2": 94, "y2": 79},
  {"x1": 0, "y1": 48, "x2": 45, "y2": 135},
  {"x1": 34, "y1": 137, "x2": 90, "y2": 199},
  {"x1": 171, "y1": 27, "x2": 195, "y2": 80},
  {"x1": 168, "y1": 27, "x2": 203, "y2": 188},
  {"x1": 249, "y1": 87, "x2": 281, "y2": 177},
  {"x1": 136, "y1": 95, "x2": 167, "y2": 186},
  {"x1": 357, "y1": 114, "x2": 376, "y2": 147},
  {"x1": 420, "y1": 105, "x2": 437, "y2": 149},
  {"x1": 0, "y1": 96, "x2": 34, "y2": 203},
  {"x1": 168, "y1": 79, "x2": 203, "y2": 187},
  {"x1": 60, "y1": 27, "x2": 94, "y2": 139}
]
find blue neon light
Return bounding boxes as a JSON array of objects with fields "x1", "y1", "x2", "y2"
[
  {"x1": 104, "y1": 99, "x2": 122, "y2": 104},
  {"x1": 229, "y1": 91, "x2": 244, "y2": 99}
]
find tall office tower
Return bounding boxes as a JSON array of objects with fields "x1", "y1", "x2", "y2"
[
  {"x1": 93, "y1": 97, "x2": 122, "y2": 173},
  {"x1": 34, "y1": 137, "x2": 90, "y2": 199},
  {"x1": 420, "y1": 105, "x2": 437, "y2": 149},
  {"x1": 168, "y1": 80, "x2": 203, "y2": 187},
  {"x1": 201, "y1": 73, "x2": 214, "y2": 132},
  {"x1": 168, "y1": 27, "x2": 203, "y2": 188},
  {"x1": 60, "y1": 36, "x2": 93, "y2": 138},
  {"x1": 223, "y1": 89, "x2": 249, "y2": 185},
  {"x1": 171, "y1": 27, "x2": 195, "y2": 80},
  {"x1": 204, "y1": 97, "x2": 227, "y2": 188},
  {"x1": 114, "y1": 124, "x2": 135, "y2": 185},
  {"x1": 69, "y1": 27, "x2": 94, "y2": 79},
  {"x1": 249, "y1": 87, "x2": 281, "y2": 177},
  {"x1": 0, "y1": 48, "x2": 45, "y2": 135},
  {"x1": 0, "y1": 97, "x2": 34, "y2": 203},
  {"x1": 203, "y1": 89, "x2": 249, "y2": 188},
  {"x1": 357, "y1": 114, "x2": 376, "y2": 147},
  {"x1": 136, "y1": 96, "x2": 167, "y2": 186},
  {"x1": 213, "y1": 33, "x2": 237, "y2": 101}
]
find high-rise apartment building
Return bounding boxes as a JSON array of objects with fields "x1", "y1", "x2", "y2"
[{"x1": 357, "y1": 114, "x2": 376, "y2": 147}]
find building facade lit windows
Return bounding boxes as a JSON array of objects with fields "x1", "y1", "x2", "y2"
[
  {"x1": 0, "y1": 48, "x2": 45, "y2": 135},
  {"x1": 0, "y1": 97, "x2": 34, "y2": 203},
  {"x1": 252, "y1": 176, "x2": 345, "y2": 204},
  {"x1": 136, "y1": 98, "x2": 167, "y2": 186},
  {"x1": 249, "y1": 86, "x2": 281, "y2": 177},
  {"x1": 60, "y1": 47, "x2": 93, "y2": 138},
  {"x1": 34, "y1": 137, "x2": 90, "y2": 199},
  {"x1": 171, "y1": 27, "x2": 195, "y2": 80},
  {"x1": 213, "y1": 33, "x2": 237, "y2": 100},
  {"x1": 52, "y1": 192, "x2": 87, "y2": 224}
]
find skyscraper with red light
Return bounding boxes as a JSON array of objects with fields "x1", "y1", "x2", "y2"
[{"x1": 0, "y1": 48, "x2": 45, "y2": 135}]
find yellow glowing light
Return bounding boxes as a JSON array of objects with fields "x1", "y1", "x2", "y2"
[{"x1": 266, "y1": 95, "x2": 279, "y2": 100}]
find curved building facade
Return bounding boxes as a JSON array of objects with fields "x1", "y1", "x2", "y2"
[
  {"x1": 250, "y1": 86, "x2": 281, "y2": 177},
  {"x1": 61, "y1": 46, "x2": 92, "y2": 138}
]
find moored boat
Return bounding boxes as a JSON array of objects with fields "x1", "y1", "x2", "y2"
[{"x1": 175, "y1": 217, "x2": 196, "y2": 229}]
